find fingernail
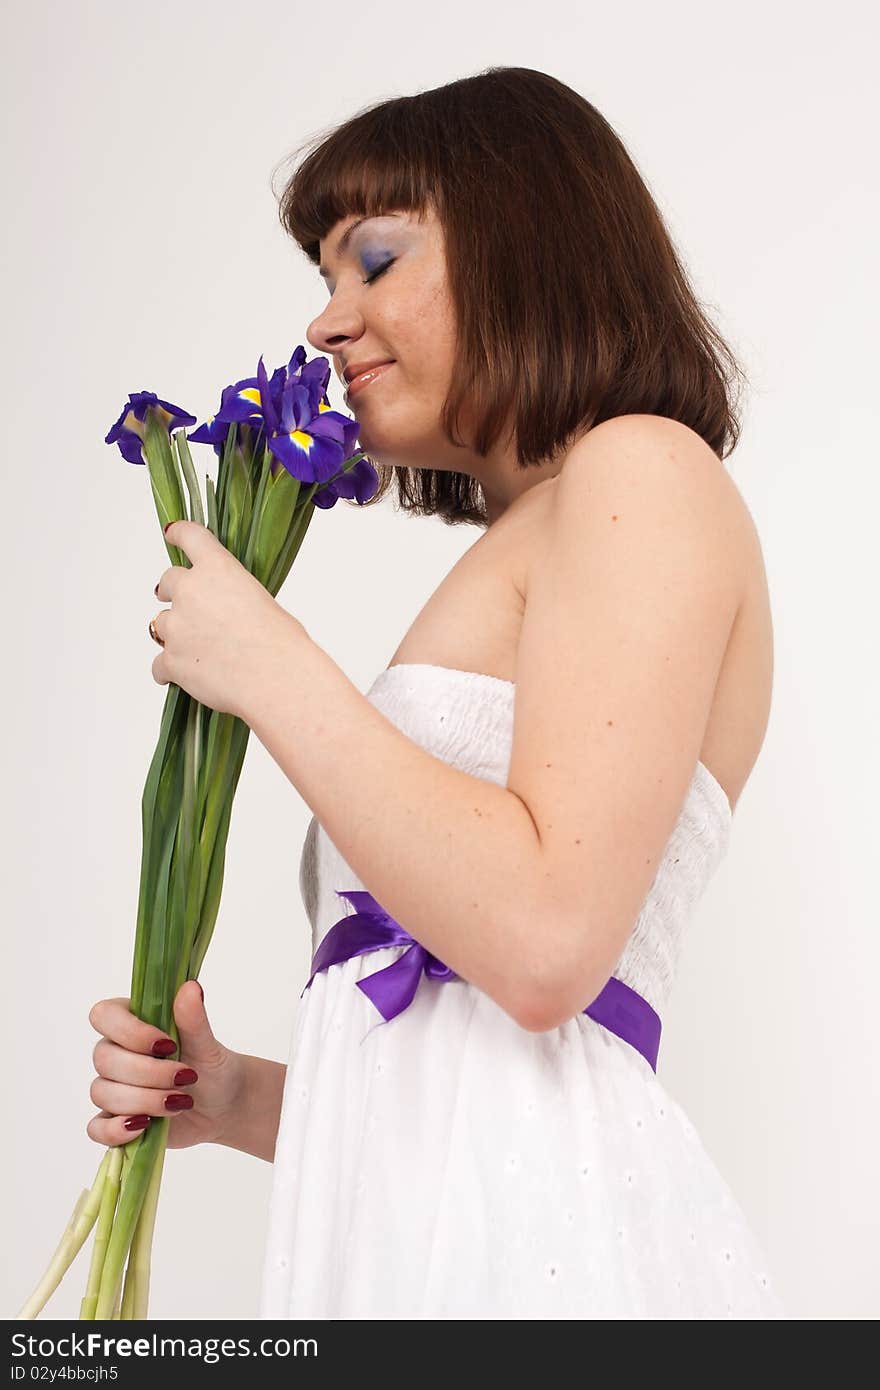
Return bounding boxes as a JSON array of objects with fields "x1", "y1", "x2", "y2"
[
  {"x1": 124, "y1": 1115, "x2": 150, "y2": 1132},
  {"x1": 165, "y1": 1093, "x2": 194, "y2": 1112},
  {"x1": 173, "y1": 1067, "x2": 198, "y2": 1086},
  {"x1": 196, "y1": 981, "x2": 204, "y2": 1003},
  {"x1": 152, "y1": 1038, "x2": 177, "y2": 1058},
  {"x1": 154, "y1": 582, "x2": 160, "y2": 597},
  {"x1": 164, "y1": 521, "x2": 173, "y2": 535}
]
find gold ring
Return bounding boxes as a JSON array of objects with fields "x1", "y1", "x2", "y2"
[{"x1": 149, "y1": 617, "x2": 165, "y2": 647}]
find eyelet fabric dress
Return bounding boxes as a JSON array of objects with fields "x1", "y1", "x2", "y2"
[{"x1": 259, "y1": 663, "x2": 787, "y2": 1319}]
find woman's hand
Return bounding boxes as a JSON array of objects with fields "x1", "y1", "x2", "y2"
[
  {"x1": 86, "y1": 981, "x2": 244, "y2": 1150},
  {"x1": 150, "y1": 519, "x2": 307, "y2": 720}
]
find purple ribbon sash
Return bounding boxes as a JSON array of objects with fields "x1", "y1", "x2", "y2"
[{"x1": 302, "y1": 889, "x2": 661, "y2": 1072}]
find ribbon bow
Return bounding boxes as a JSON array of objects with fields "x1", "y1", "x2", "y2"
[{"x1": 301, "y1": 889, "x2": 457, "y2": 1024}]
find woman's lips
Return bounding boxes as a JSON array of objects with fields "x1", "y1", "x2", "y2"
[{"x1": 345, "y1": 361, "x2": 395, "y2": 400}]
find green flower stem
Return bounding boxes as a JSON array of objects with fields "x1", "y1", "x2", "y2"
[
  {"x1": 144, "y1": 709, "x2": 187, "y2": 1024},
  {"x1": 166, "y1": 699, "x2": 202, "y2": 1012},
  {"x1": 130, "y1": 684, "x2": 187, "y2": 1013},
  {"x1": 144, "y1": 412, "x2": 187, "y2": 564},
  {"x1": 206, "y1": 476, "x2": 219, "y2": 536},
  {"x1": 230, "y1": 451, "x2": 256, "y2": 555},
  {"x1": 95, "y1": 777, "x2": 189, "y2": 1318},
  {"x1": 251, "y1": 468, "x2": 301, "y2": 587},
  {"x1": 138, "y1": 793, "x2": 181, "y2": 1031},
  {"x1": 120, "y1": 1121, "x2": 168, "y2": 1319},
  {"x1": 93, "y1": 1120, "x2": 165, "y2": 1319},
  {"x1": 241, "y1": 448, "x2": 274, "y2": 573},
  {"x1": 215, "y1": 422, "x2": 242, "y2": 539},
  {"x1": 189, "y1": 787, "x2": 236, "y2": 979},
  {"x1": 266, "y1": 498, "x2": 316, "y2": 596},
  {"x1": 264, "y1": 505, "x2": 306, "y2": 596},
  {"x1": 186, "y1": 716, "x2": 250, "y2": 982},
  {"x1": 79, "y1": 1146, "x2": 124, "y2": 1319},
  {"x1": 194, "y1": 706, "x2": 225, "y2": 832},
  {"x1": 174, "y1": 432, "x2": 205, "y2": 527},
  {"x1": 16, "y1": 1149, "x2": 114, "y2": 1319},
  {"x1": 196, "y1": 717, "x2": 240, "y2": 861}
]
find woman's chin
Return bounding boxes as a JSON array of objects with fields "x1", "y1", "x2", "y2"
[
  {"x1": 352, "y1": 423, "x2": 411, "y2": 466},
  {"x1": 351, "y1": 412, "x2": 439, "y2": 470}
]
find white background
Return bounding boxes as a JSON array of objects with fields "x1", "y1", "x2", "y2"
[{"x1": 3, "y1": 0, "x2": 877, "y2": 1321}]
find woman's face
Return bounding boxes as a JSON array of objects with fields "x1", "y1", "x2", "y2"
[{"x1": 306, "y1": 205, "x2": 464, "y2": 472}]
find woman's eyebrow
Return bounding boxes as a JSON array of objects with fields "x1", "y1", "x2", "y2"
[{"x1": 318, "y1": 214, "x2": 401, "y2": 279}]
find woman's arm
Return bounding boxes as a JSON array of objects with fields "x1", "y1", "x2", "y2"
[
  {"x1": 214, "y1": 1053, "x2": 287, "y2": 1163},
  {"x1": 245, "y1": 637, "x2": 545, "y2": 1029}
]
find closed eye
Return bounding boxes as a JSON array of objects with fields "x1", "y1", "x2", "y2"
[{"x1": 363, "y1": 259, "x2": 395, "y2": 285}]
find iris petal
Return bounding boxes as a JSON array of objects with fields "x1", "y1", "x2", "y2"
[
  {"x1": 286, "y1": 345, "x2": 308, "y2": 378},
  {"x1": 313, "y1": 456, "x2": 379, "y2": 509},
  {"x1": 257, "y1": 356, "x2": 281, "y2": 434},
  {"x1": 268, "y1": 429, "x2": 342, "y2": 484},
  {"x1": 187, "y1": 416, "x2": 229, "y2": 448},
  {"x1": 105, "y1": 390, "x2": 196, "y2": 464}
]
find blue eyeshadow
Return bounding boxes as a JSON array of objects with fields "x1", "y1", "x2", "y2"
[{"x1": 361, "y1": 247, "x2": 394, "y2": 273}]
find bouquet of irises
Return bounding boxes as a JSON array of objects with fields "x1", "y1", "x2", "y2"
[{"x1": 17, "y1": 345, "x2": 376, "y2": 1320}]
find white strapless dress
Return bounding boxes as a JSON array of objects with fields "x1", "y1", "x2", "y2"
[{"x1": 259, "y1": 663, "x2": 787, "y2": 1319}]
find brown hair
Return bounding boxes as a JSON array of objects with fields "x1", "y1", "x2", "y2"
[{"x1": 273, "y1": 66, "x2": 749, "y2": 529}]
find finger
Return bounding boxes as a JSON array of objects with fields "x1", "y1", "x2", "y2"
[
  {"x1": 152, "y1": 650, "x2": 169, "y2": 686},
  {"x1": 172, "y1": 980, "x2": 225, "y2": 1069},
  {"x1": 92, "y1": 1038, "x2": 198, "y2": 1090},
  {"x1": 86, "y1": 1109, "x2": 153, "y2": 1148},
  {"x1": 155, "y1": 565, "x2": 185, "y2": 602},
  {"x1": 88, "y1": 997, "x2": 178, "y2": 1059},
  {"x1": 89, "y1": 1077, "x2": 195, "y2": 1118},
  {"x1": 164, "y1": 518, "x2": 215, "y2": 563}
]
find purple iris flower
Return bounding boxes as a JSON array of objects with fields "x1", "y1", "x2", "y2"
[
  {"x1": 187, "y1": 345, "x2": 376, "y2": 507},
  {"x1": 261, "y1": 359, "x2": 357, "y2": 484},
  {"x1": 105, "y1": 392, "x2": 197, "y2": 465}
]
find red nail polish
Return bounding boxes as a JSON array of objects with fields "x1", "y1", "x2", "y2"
[
  {"x1": 196, "y1": 981, "x2": 204, "y2": 1003},
  {"x1": 173, "y1": 1067, "x2": 198, "y2": 1086},
  {"x1": 152, "y1": 1038, "x2": 177, "y2": 1058},
  {"x1": 165, "y1": 1093, "x2": 194, "y2": 1112},
  {"x1": 154, "y1": 583, "x2": 160, "y2": 597},
  {"x1": 164, "y1": 521, "x2": 173, "y2": 535},
  {"x1": 124, "y1": 1115, "x2": 150, "y2": 1132}
]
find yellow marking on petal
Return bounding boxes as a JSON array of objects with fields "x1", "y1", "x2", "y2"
[
  {"x1": 122, "y1": 409, "x2": 146, "y2": 440},
  {"x1": 318, "y1": 401, "x2": 330, "y2": 412},
  {"x1": 289, "y1": 430, "x2": 313, "y2": 451},
  {"x1": 239, "y1": 387, "x2": 262, "y2": 406}
]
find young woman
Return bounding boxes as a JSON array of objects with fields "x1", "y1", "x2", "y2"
[{"x1": 86, "y1": 66, "x2": 786, "y2": 1318}]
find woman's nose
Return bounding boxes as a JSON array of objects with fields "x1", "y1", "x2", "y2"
[{"x1": 306, "y1": 299, "x2": 363, "y2": 355}]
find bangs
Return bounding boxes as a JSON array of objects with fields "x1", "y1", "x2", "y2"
[{"x1": 274, "y1": 101, "x2": 442, "y2": 268}]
